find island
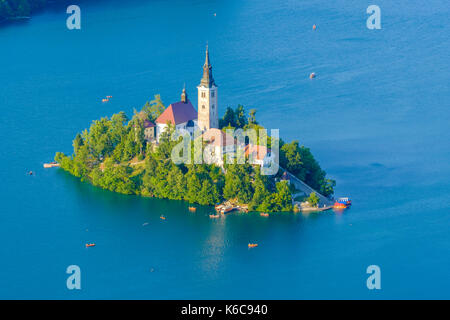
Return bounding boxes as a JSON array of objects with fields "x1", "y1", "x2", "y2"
[{"x1": 55, "y1": 47, "x2": 336, "y2": 213}]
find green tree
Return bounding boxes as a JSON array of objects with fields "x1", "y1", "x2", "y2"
[
  {"x1": 73, "y1": 133, "x2": 84, "y2": 155},
  {"x1": 198, "y1": 179, "x2": 220, "y2": 205},
  {"x1": 143, "y1": 94, "x2": 165, "y2": 121},
  {"x1": 280, "y1": 141, "x2": 303, "y2": 178},
  {"x1": 223, "y1": 164, "x2": 253, "y2": 203},
  {"x1": 85, "y1": 117, "x2": 115, "y2": 159},
  {"x1": 235, "y1": 104, "x2": 247, "y2": 128},
  {"x1": 249, "y1": 173, "x2": 270, "y2": 211},
  {"x1": 185, "y1": 169, "x2": 202, "y2": 203},
  {"x1": 248, "y1": 109, "x2": 257, "y2": 125},
  {"x1": 166, "y1": 165, "x2": 186, "y2": 200},
  {"x1": 219, "y1": 107, "x2": 236, "y2": 128},
  {"x1": 320, "y1": 179, "x2": 336, "y2": 198},
  {"x1": 275, "y1": 181, "x2": 293, "y2": 211},
  {"x1": 306, "y1": 192, "x2": 320, "y2": 207}
]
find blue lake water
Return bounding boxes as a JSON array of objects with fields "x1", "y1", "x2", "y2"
[{"x1": 0, "y1": 0, "x2": 449, "y2": 299}]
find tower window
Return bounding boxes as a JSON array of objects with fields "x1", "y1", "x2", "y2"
[
  {"x1": 202, "y1": 105, "x2": 205, "y2": 109},
  {"x1": 201, "y1": 92, "x2": 206, "y2": 98},
  {"x1": 212, "y1": 104, "x2": 214, "y2": 109},
  {"x1": 211, "y1": 92, "x2": 215, "y2": 97}
]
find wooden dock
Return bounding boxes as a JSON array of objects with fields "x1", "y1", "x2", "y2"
[
  {"x1": 43, "y1": 162, "x2": 60, "y2": 168},
  {"x1": 215, "y1": 201, "x2": 248, "y2": 214}
]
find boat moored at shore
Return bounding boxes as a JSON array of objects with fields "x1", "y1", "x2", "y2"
[{"x1": 333, "y1": 197, "x2": 352, "y2": 209}]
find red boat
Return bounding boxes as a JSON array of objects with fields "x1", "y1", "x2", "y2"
[{"x1": 334, "y1": 197, "x2": 352, "y2": 209}]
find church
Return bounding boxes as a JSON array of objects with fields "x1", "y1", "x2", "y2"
[
  {"x1": 145, "y1": 46, "x2": 271, "y2": 168},
  {"x1": 151, "y1": 45, "x2": 219, "y2": 142}
]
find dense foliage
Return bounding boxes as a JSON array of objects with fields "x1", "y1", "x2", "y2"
[{"x1": 56, "y1": 99, "x2": 334, "y2": 212}]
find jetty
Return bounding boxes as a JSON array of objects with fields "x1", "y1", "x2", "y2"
[
  {"x1": 43, "y1": 162, "x2": 60, "y2": 168},
  {"x1": 299, "y1": 203, "x2": 333, "y2": 213},
  {"x1": 215, "y1": 200, "x2": 248, "y2": 214}
]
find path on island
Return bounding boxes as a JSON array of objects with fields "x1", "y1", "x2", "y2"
[{"x1": 280, "y1": 167, "x2": 334, "y2": 207}]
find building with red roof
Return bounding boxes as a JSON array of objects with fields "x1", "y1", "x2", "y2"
[
  {"x1": 143, "y1": 120, "x2": 156, "y2": 142},
  {"x1": 155, "y1": 88, "x2": 198, "y2": 141}
]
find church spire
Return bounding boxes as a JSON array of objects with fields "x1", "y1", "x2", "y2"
[
  {"x1": 181, "y1": 84, "x2": 188, "y2": 103},
  {"x1": 200, "y1": 44, "x2": 215, "y2": 88}
]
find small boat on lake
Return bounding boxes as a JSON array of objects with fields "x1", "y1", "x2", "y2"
[
  {"x1": 160, "y1": 215, "x2": 166, "y2": 220},
  {"x1": 309, "y1": 72, "x2": 316, "y2": 79},
  {"x1": 248, "y1": 243, "x2": 258, "y2": 248},
  {"x1": 260, "y1": 213, "x2": 269, "y2": 217},
  {"x1": 209, "y1": 214, "x2": 220, "y2": 218},
  {"x1": 85, "y1": 243, "x2": 96, "y2": 248},
  {"x1": 188, "y1": 206, "x2": 197, "y2": 212}
]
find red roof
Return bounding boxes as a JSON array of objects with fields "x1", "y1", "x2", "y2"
[{"x1": 156, "y1": 100, "x2": 197, "y2": 125}]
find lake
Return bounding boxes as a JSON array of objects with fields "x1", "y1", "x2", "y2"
[{"x1": 0, "y1": 0, "x2": 449, "y2": 299}]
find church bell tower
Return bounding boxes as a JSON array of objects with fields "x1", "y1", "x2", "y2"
[{"x1": 197, "y1": 45, "x2": 218, "y2": 131}]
